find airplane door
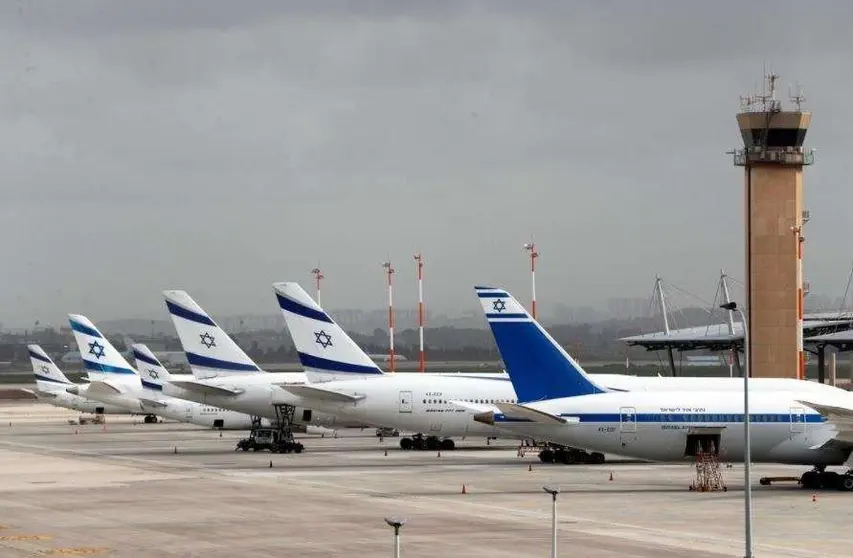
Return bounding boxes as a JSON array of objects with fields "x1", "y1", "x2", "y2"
[
  {"x1": 186, "y1": 404, "x2": 193, "y2": 420},
  {"x1": 398, "y1": 391, "x2": 413, "y2": 414},
  {"x1": 790, "y1": 407, "x2": 806, "y2": 434},
  {"x1": 619, "y1": 407, "x2": 637, "y2": 433}
]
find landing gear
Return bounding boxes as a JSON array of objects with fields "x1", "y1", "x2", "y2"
[
  {"x1": 537, "y1": 444, "x2": 605, "y2": 465},
  {"x1": 398, "y1": 434, "x2": 455, "y2": 451},
  {"x1": 143, "y1": 414, "x2": 158, "y2": 424},
  {"x1": 235, "y1": 406, "x2": 305, "y2": 454}
]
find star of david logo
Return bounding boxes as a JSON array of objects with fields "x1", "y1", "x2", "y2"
[
  {"x1": 88, "y1": 341, "x2": 106, "y2": 359},
  {"x1": 148, "y1": 369, "x2": 159, "y2": 380},
  {"x1": 40, "y1": 365, "x2": 49, "y2": 374},
  {"x1": 314, "y1": 330, "x2": 333, "y2": 349},
  {"x1": 492, "y1": 299, "x2": 507, "y2": 313},
  {"x1": 199, "y1": 332, "x2": 216, "y2": 349}
]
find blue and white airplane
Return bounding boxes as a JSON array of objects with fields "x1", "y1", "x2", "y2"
[
  {"x1": 67, "y1": 314, "x2": 258, "y2": 429},
  {"x1": 161, "y1": 290, "x2": 355, "y2": 433},
  {"x1": 26, "y1": 345, "x2": 130, "y2": 416},
  {"x1": 472, "y1": 286, "x2": 853, "y2": 490}
]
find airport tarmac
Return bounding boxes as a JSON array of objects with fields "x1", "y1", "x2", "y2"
[{"x1": 0, "y1": 403, "x2": 849, "y2": 557}]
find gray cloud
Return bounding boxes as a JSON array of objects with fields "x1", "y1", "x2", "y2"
[{"x1": 2, "y1": 1, "x2": 852, "y2": 327}]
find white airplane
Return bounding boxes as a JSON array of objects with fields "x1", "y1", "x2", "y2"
[
  {"x1": 67, "y1": 314, "x2": 258, "y2": 430},
  {"x1": 124, "y1": 336, "x2": 188, "y2": 367},
  {"x1": 161, "y1": 290, "x2": 352, "y2": 434},
  {"x1": 470, "y1": 286, "x2": 853, "y2": 490},
  {"x1": 26, "y1": 345, "x2": 130, "y2": 416}
]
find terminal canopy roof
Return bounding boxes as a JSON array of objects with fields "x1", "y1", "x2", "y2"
[{"x1": 621, "y1": 314, "x2": 853, "y2": 352}]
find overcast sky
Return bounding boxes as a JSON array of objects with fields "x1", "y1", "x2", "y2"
[{"x1": 3, "y1": 1, "x2": 852, "y2": 328}]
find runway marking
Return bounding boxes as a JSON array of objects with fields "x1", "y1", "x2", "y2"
[
  {"x1": 43, "y1": 548, "x2": 111, "y2": 556},
  {"x1": 0, "y1": 534, "x2": 51, "y2": 541}
]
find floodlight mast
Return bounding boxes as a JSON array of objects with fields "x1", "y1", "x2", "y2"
[
  {"x1": 381, "y1": 261, "x2": 396, "y2": 372},
  {"x1": 523, "y1": 241, "x2": 539, "y2": 319},
  {"x1": 414, "y1": 252, "x2": 425, "y2": 372},
  {"x1": 311, "y1": 267, "x2": 324, "y2": 306}
]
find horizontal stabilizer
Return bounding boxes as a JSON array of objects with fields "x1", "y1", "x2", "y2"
[
  {"x1": 495, "y1": 402, "x2": 568, "y2": 425},
  {"x1": 139, "y1": 398, "x2": 168, "y2": 409},
  {"x1": 169, "y1": 380, "x2": 244, "y2": 397},
  {"x1": 798, "y1": 400, "x2": 853, "y2": 445},
  {"x1": 82, "y1": 380, "x2": 124, "y2": 396},
  {"x1": 279, "y1": 384, "x2": 365, "y2": 403}
]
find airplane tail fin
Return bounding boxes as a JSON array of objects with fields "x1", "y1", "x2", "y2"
[
  {"x1": 28, "y1": 345, "x2": 72, "y2": 385},
  {"x1": 474, "y1": 286, "x2": 608, "y2": 402},
  {"x1": 163, "y1": 290, "x2": 261, "y2": 378},
  {"x1": 272, "y1": 282, "x2": 384, "y2": 382},
  {"x1": 132, "y1": 344, "x2": 171, "y2": 391},
  {"x1": 66, "y1": 315, "x2": 140, "y2": 383}
]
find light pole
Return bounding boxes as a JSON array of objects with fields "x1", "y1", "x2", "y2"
[
  {"x1": 381, "y1": 261, "x2": 396, "y2": 372},
  {"x1": 523, "y1": 241, "x2": 539, "y2": 319},
  {"x1": 542, "y1": 485, "x2": 559, "y2": 558},
  {"x1": 414, "y1": 252, "x2": 425, "y2": 372},
  {"x1": 311, "y1": 267, "x2": 324, "y2": 306},
  {"x1": 384, "y1": 517, "x2": 406, "y2": 558},
  {"x1": 720, "y1": 301, "x2": 752, "y2": 558}
]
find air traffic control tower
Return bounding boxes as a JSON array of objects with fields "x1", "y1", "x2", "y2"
[{"x1": 733, "y1": 72, "x2": 814, "y2": 379}]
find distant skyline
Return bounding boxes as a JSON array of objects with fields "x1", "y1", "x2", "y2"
[{"x1": 4, "y1": 2, "x2": 853, "y2": 327}]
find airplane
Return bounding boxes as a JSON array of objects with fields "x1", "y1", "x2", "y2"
[
  {"x1": 272, "y1": 281, "x2": 517, "y2": 450},
  {"x1": 470, "y1": 286, "x2": 853, "y2": 490},
  {"x1": 124, "y1": 336, "x2": 187, "y2": 367},
  {"x1": 26, "y1": 345, "x2": 131, "y2": 416},
  {"x1": 272, "y1": 281, "x2": 853, "y2": 454},
  {"x1": 161, "y1": 290, "x2": 354, "y2": 436},
  {"x1": 66, "y1": 314, "x2": 259, "y2": 430}
]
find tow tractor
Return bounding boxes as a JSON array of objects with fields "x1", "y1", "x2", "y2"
[
  {"x1": 236, "y1": 404, "x2": 305, "y2": 454},
  {"x1": 536, "y1": 443, "x2": 605, "y2": 465}
]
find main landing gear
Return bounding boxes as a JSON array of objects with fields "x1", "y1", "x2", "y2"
[
  {"x1": 399, "y1": 433, "x2": 455, "y2": 451},
  {"x1": 236, "y1": 405, "x2": 305, "y2": 454},
  {"x1": 143, "y1": 414, "x2": 159, "y2": 424},
  {"x1": 537, "y1": 444, "x2": 605, "y2": 465}
]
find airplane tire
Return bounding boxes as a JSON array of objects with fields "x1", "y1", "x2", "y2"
[
  {"x1": 538, "y1": 449, "x2": 554, "y2": 463},
  {"x1": 400, "y1": 438, "x2": 413, "y2": 451},
  {"x1": 560, "y1": 451, "x2": 577, "y2": 465},
  {"x1": 439, "y1": 439, "x2": 455, "y2": 451},
  {"x1": 590, "y1": 452, "x2": 606, "y2": 465},
  {"x1": 800, "y1": 471, "x2": 819, "y2": 489},
  {"x1": 425, "y1": 437, "x2": 440, "y2": 451},
  {"x1": 839, "y1": 475, "x2": 853, "y2": 492},
  {"x1": 821, "y1": 472, "x2": 841, "y2": 490}
]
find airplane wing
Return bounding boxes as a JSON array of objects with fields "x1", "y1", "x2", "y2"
[
  {"x1": 278, "y1": 384, "x2": 366, "y2": 403},
  {"x1": 138, "y1": 398, "x2": 168, "y2": 409},
  {"x1": 168, "y1": 380, "x2": 244, "y2": 397},
  {"x1": 494, "y1": 402, "x2": 570, "y2": 425},
  {"x1": 798, "y1": 400, "x2": 853, "y2": 445}
]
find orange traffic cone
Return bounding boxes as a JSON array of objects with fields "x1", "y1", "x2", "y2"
[
  {"x1": 384, "y1": 448, "x2": 388, "y2": 456},
  {"x1": 528, "y1": 463, "x2": 533, "y2": 472},
  {"x1": 812, "y1": 493, "x2": 817, "y2": 502},
  {"x1": 437, "y1": 450, "x2": 441, "y2": 458},
  {"x1": 461, "y1": 484, "x2": 467, "y2": 494},
  {"x1": 609, "y1": 471, "x2": 614, "y2": 481}
]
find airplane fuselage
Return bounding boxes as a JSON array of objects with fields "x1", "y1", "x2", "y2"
[{"x1": 490, "y1": 390, "x2": 852, "y2": 466}]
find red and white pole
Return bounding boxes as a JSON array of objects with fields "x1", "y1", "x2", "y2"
[
  {"x1": 414, "y1": 253, "x2": 425, "y2": 372},
  {"x1": 311, "y1": 267, "x2": 324, "y2": 306},
  {"x1": 382, "y1": 261, "x2": 396, "y2": 372},
  {"x1": 523, "y1": 242, "x2": 539, "y2": 319},
  {"x1": 795, "y1": 227, "x2": 805, "y2": 380}
]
